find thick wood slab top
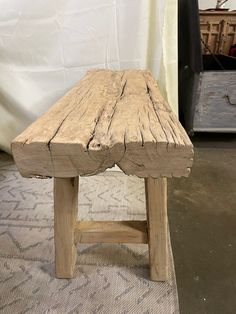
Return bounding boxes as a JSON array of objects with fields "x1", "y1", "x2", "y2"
[{"x1": 12, "y1": 69, "x2": 193, "y2": 178}]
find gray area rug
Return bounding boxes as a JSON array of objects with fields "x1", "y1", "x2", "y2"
[{"x1": 0, "y1": 153, "x2": 179, "y2": 314}]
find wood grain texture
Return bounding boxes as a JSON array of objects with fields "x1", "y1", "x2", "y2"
[
  {"x1": 75, "y1": 221, "x2": 147, "y2": 244},
  {"x1": 145, "y1": 177, "x2": 168, "y2": 281},
  {"x1": 54, "y1": 177, "x2": 78, "y2": 278},
  {"x1": 12, "y1": 69, "x2": 193, "y2": 178},
  {"x1": 200, "y1": 11, "x2": 236, "y2": 55}
]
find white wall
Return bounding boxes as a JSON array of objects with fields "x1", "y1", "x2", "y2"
[{"x1": 198, "y1": 0, "x2": 236, "y2": 10}]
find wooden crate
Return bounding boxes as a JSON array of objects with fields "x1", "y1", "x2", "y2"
[{"x1": 200, "y1": 11, "x2": 236, "y2": 54}]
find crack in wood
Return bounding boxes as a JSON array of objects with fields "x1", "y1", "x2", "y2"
[
  {"x1": 145, "y1": 82, "x2": 169, "y2": 149},
  {"x1": 12, "y1": 69, "x2": 193, "y2": 178}
]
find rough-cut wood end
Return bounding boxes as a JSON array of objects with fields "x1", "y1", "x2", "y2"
[{"x1": 12, "y1": 69, "x2": 193, "y2": 178}]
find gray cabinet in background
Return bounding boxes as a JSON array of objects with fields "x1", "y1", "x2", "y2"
[
  {"x1": 194, "y1": 56, "x2": 236, "y2": 132},
  {"x1": 178, "y1": 0, "x2": 236, "y2": 134}
]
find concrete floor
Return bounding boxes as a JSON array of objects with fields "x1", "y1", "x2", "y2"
[{"x1": 168, "y1": 134, "x2": 236, "y2": 314}]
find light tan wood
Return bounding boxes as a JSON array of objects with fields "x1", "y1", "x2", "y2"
[
  {"x1": 11, "y1": 69, "x2": 194, "y2": 282},
  {"x1": 75, "y1": 221, "x2": 147, "y2": 244},
  {"x1": 12, "y1": 69, "x2": 193, "y2": 179},
  {"x1": 54, "y1": 177, "x2": 78, "y2": 278},
  {"x1": 200, "y1": 11, "x2": 236, "y2": 55},
  {"x1": 145, "y1": 177, "x2": 168, "y2": 281}
]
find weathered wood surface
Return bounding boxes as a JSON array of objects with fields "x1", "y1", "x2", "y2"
[
  {"x1": 12, "y1": 69, "x2": 193, "y2": 178},
  {"x1": 194, "y1": 71, "x2": 236, "y2": 132},
  {"x1": 54, "y1": 177, "x2": 78, "y2": 278},
  {"x1": 145, "y1": 177, "x2": 168, "y2": 281},
  {"x1": 200, "y1": 11, "x2": 236, "y2": 55},
  {"x1": 75, "y1": 221, "x2": 148, "y2": 244}
]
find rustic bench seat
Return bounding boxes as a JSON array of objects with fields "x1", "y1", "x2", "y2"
[{"x1": 12, "y1": 69, "x2": 193, "y2": 281}]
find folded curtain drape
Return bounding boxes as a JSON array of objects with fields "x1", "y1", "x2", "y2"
[{"x1": 0, "y1": 0, "x2": 177, "y2": 153}]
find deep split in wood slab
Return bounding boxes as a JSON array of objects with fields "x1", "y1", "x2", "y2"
[{"x1": 12, "y1": 69, "x2": 193, "y2": 179}]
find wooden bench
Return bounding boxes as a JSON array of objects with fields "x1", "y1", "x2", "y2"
[{"x1": 12, "y1": 69, "x2": 193, "y2": 281}]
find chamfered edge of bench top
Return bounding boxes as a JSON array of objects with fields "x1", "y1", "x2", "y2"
[{"x1": 11, "y1": 69, "x2": 193, "y2": 178}]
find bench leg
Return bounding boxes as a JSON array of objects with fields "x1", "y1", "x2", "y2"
[
  {"x1": 145, "y1": 177, "x2": 168, "y2": 281},
  {"x1": 54, "y1": 177, "x2": 78, "y2": 278}
]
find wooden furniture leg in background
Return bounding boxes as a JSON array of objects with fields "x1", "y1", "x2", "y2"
[
  {"x1": 54, "y1": 177, "x2": 78, "y2": 278},
  {"x1": 145, "y1": 177, "x2": 168, "y2": 281}
]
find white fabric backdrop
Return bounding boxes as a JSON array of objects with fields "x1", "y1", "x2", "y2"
[{"x1": 0, "y1": 0, "x2": 177, "y2": 153}]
